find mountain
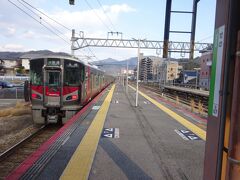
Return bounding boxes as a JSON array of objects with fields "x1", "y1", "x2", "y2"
[
  {"x1": 93, "y1": 58, "x2": 118, "y2": 65},
  {"x1": 93, "y1": 57, "x2": 137, "y2": 67},
  {"x1": 92, "y1": 57, "x2": 138, "y2": 76},
  {"x1": 0, "y1": 50, "x2": 71, "y2": 60}
]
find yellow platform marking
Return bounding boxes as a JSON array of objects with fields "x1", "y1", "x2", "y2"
[
  {"x1": 60, "y1": 84, "x2": 115, "y2": 180},
  {"x1": 129, "y1": 85, "x2": 206, "y2": 141}
]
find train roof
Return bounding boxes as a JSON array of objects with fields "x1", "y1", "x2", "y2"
[{"x1": 30, "y1": 55, "x2": 104, "y2": 73}]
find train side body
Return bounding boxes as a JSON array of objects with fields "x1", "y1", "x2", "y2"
[{"x1": 29, "y1": 56, "x2": 113, "y2": 124}]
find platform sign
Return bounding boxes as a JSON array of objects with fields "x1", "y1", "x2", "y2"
[
  {"x1": 111, "y1": 100, "x2": 119, "y2": 104},
  {"x1": 209, "y1": 25, "x2": 225, "y2": 117},
  {"x1": 175, "y1": 129, "x2": 201, "y2": 140},
  {"x1": 92, "y1": 106, "x2": 101, "y2": 110},
  {"x1": 101, "y1": 128, "x2": 119, "y2": 138}
]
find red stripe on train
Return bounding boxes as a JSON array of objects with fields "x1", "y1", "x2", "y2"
[{"x1": 31, "y1": 85, "x2": 79, "y2": 96}]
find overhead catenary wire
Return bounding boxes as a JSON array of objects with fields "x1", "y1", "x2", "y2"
[
  {"x1": 21, "y1": 0, "x2": 72, "y2": 31},
  {"x1": 8, "y1": 0, "x2": 71, "y2": 45},
  {"x1": 84, "y1": 0, "x2": 112, "y2": 32},
  {"x1": 196, "y1": 35, "x2": 213, "y2": 43},
  {"x1": 96, "y1": 0, "x2": 117, "y2": 32},
  {"x1": 22, "y1": 0, "x2": 101, "y2": 60},
  {"x1": 21, "y1": 0, "x2": 102, "y2": 61},
  {"x1": 9, "y1": 0, "x2": 101, "y2": 61},
  {"x1": 17, "y1": 0, "x2": 69, "y2": 40},
  {"x1": 87, "y1": 47, "x2": 100, "y2": 61}
]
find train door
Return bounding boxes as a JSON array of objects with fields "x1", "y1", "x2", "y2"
[
  {"x1": 44, "y1": 69, "x2": 62, "y2": 107},
  {"x1": 86, "y1": 67, "x2": 91, "y2": 101}
]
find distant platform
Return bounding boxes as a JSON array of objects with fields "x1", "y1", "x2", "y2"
[{"x1": 164, "y1": 85, "x2": 209, "y2": 97}]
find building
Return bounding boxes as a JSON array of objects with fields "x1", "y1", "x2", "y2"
[
  {"x1": 0, "y1": 59, "x2": 18, "y2": 75},
  {"x1": 199, "y1": 51, "x2": 212, "y2": 90},
  {"x1": 0, "y1": 58, "x2": 30, "y2": 76},
  {"x1": 159, "y1": 60, "x2": 182, "y2": 85},
  {"x1": 20, "y1": 58, "x2": 30, "y2": 74},
  {"x1": 139, "y1": 53, "x2": 163, "y2": 82}
]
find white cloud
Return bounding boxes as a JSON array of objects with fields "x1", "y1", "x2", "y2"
[
  {"x1": 6, "y1": 27, "x2": 16, "y2": 36},
  {"x1": 107, "y1": 4, "x2": 136, "y2": 14},
  {"x1": 0, "y1": 44, "x2": 26, "y2": 51},
  {"x1": 0, "y1": 25, "x2": 16, "y2": 37},
  {"x1": 46, "y1": 3, "x2": 136, "y2": 30},
  {"x1": 21, "y1": 30, "x2": 35, "y2": 39},
  {"x1": 0, "y1": 2, "x2": 136, "y2": 59}
]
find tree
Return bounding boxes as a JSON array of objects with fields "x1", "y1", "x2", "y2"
[{"x1": 16, "y1": 66, "x2": 25, "y2": 74}]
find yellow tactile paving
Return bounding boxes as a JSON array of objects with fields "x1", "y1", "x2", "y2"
[
  {"x1": 128, "y1": 85, "x2": 206, "y2": 141},
  {"x1": 60, "y1": 84, "x2": 115, "y2": 180}
]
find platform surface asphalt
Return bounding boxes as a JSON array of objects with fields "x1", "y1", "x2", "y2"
[
  {"x1": 89, "y1": 82, "x2": 205, "y2": 180},
  {"x1": 12, "y1": 82, "x2": 206, "y2": 180}
]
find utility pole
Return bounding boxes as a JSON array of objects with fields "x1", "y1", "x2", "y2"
[
  {"x1": 190, "y1": 0, "x2": 200, "y2": 60},
  {"x1": 71, "y1": 29, "x2": 75, "y2": 56},
  {"x1": 163, "y1": 0, "x2": 172, "y2": 58},
  {"x1": 136, "y1": 39, "x2": 140, "y2": 107},
  {"x1": 126, "y1": 59, "x2": 129, "y2": 93}
]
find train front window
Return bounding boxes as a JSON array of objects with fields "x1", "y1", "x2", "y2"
[
  {"x1": 48, "y1": 71, "x2": 60, "y2": 86},
  {"x1": 64, "y1": 60, "x2": 83, "y2": 86},
  {"x1": 30, "y1": 59, "x2": 44, "y2": 85}
]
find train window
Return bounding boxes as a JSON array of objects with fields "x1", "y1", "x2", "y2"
[
  {"x1": 95, "y1": 75, "x2": 98, "y2": 86},
  {"x1": 30, "y1": 59, "x2": 44, "y2": 85},
  {"x1": 64, "y1": 60, "x2": 83, "y2": 86},
  {"x1": 48, "y1": 71, "x2": 60, "y2": 86}
]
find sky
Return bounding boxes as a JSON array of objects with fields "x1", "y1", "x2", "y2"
[{"x1": 0, "y1": 0, "x2": 216, "y2": 61}]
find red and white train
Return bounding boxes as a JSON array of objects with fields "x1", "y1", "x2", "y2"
[{"x1": 25, "y1": 55, "x2": 114, "y2": 124}]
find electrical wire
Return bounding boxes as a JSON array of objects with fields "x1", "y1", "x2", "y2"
[
  {"x1": 8, "y1": 0, "x2": 71, "y2": 45},
  {"x1": 21, "y1": 0, "x2": 72, "y2": 31},
  {"x1": 196, "y1": 35, "x2": 213, "y2": 43},
  {"x1": 9, "y1": 0, "x2": 101, "y2": 60},
  {"x1": 96, "y1": 0, "x2": 117, "y2": 31},
  {"x1": 17, "y1": 0, "x2": 69, "y2": 40},
  {"x1": 84, "y1": 0, "x2": 112, "y2": 32}
]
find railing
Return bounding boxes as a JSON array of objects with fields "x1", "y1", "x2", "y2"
[
  {"x1": 0, "y1": 76, "x2": 29, "y2": 81},
  {"x1": 0, "y1": 88, "x2": 24, "y2": 99},
  {"x1": 162, "y1": 92, "x2": 208, "y2": 117},
  {"x1": 137, "y1": 81, "x2": 208, "y2": 117}
]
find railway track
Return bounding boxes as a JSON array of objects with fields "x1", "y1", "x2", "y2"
[{"x1": 0, "y1": 124, "x2": 61, "y2": 179}]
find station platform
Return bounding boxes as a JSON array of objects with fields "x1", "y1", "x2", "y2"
[{"x1": 6, "y1": 82, "x2": 207, "y2": 180}]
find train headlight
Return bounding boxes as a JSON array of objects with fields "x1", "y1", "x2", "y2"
[
  {"x1": 66, "y1": 95, "x2": 78, "y2": 100},
  {"x1": 72, "y1": 95, "x2": 78, "y2": 100},
  {"x1": 32, "y1": 93, "x2": 41, "y2": 99}
]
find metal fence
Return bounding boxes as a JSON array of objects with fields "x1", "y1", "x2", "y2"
[
  {"x1": 0, "y1": 76, "x2": 29, "y2": 81},
  {"x1": 0, "y1": 87, "x2": 24, "y2": 99}
]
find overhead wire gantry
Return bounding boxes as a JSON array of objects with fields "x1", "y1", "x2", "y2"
[{"x1": 71, "y1": 30, "x2": 212, "y2": 55}]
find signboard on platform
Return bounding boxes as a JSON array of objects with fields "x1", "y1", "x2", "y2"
[
  {"x1": 209, "y1": 25, "x2": 225, "y2": 117},
  {"x1": 101, "y1": 128, "x2": 119, "y2": 138},
  {"x1": 92, "y1": 106, "x2": 101, "y2": 110},
  {"x1": 175, "y1": 129, "x2": 201, "y2": 140},
  {"x1": 112, "y1": 100, "x2": 119, "y2": 104}
]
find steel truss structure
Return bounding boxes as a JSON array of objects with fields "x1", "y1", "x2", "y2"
[{"x1": 71, "y1": 36, "x2": 212, "y2": 54}]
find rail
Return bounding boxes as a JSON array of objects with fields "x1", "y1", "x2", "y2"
[{"x1": 0, "y1": 125, "x2": 45, "y2": 161}]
